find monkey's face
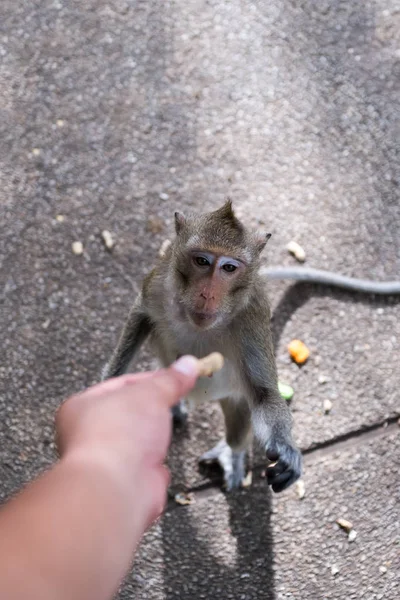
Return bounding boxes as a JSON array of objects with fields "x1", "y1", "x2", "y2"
[
  {"x1": 172, "y1": 200, "x2": 270, "y2": 330},
  {"x1": 174, "y1": 249, "x2": 253, "y2": 331}
]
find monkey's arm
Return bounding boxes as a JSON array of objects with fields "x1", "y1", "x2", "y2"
[
  {"x1": 237, "y1": 302, "x2": 302, "y2": 492},
  {"x1": 102, "y1": 296, "x2": 153, "y2": 380},
  {"x1": 244, "y1": 357, "x2": 302, "y2": 492},
  {"x1": 261, "y1": 266, "x2": 400, "y2": 294}
]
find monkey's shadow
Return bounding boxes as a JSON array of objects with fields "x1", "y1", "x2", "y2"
[
  {"x1": 270, "y1": 281, "x2": 400, "y2": 354},
  {"x1": 161, "y1": 479, "x2": 274, "y2": 600},
  {"x1": 161, "y1": 282, "x2": 399, "y2": 599}
]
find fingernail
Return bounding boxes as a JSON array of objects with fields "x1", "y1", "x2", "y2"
[{"x1": 172, "y1": 355, "x2": 199, "y2": 377}]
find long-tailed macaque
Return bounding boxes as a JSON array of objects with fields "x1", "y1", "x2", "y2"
[
  {"x1": 102, "y1": 201, "x2": 301, "y2": 492},
  {"x1": 102, "y1": 200, "x2": 400, "y2": 491}
]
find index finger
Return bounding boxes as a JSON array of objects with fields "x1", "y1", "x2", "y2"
[
  {"x1": 134, "y1": 356, "x2": 200, "y2": 408},
  {"x1": 81, "y1": 372, "x2": 157, "y2": 399}
]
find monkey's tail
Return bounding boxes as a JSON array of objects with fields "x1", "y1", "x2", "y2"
[{"x1": 260, "y1": 266, "x2": 400, "y2": 295}]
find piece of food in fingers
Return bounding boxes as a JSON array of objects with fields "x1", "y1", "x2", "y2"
[{"x1": 196, "y1": 352, "x2": 224, "y2": 377}]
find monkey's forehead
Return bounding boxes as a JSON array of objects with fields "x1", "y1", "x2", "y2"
[{"x1": 186, "y1": 233, "x2": 253, "y2": 262}]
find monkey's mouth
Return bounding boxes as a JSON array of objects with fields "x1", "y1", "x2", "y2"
[{"x1": 189, "y1": 311, "x2": 218, "y2": 329}]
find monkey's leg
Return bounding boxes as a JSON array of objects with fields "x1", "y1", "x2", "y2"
[
  {"x1": 171, "y1": 399, "x2": 188, "y2": 426},
  {"x1": 102, "y1": 301, "x2": 153, "y2": 380},
  {"x1": 199, "y1": 398, "x2": 251, "y2": 491},
  {"x1": 168, "y1": 352, "x2": 188, "y2": 426}
]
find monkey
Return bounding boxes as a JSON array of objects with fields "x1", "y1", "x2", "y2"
[
  {"x1": 102, "y1": 200, "x2": 302, "y2": 493},
  {"x1": 102, "y1": 201, "x2": 400, "y2": 492}
]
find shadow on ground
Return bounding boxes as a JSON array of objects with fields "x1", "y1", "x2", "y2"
[
  {"x1": 271, "y1": 282, "x2": 400, "y2": 353},
  {"x1": 1, "y1": 1, "x2": 399, "y2": 599},
  {"x1": 161, "y1": 489, "x2": 274, "y2": 600}
]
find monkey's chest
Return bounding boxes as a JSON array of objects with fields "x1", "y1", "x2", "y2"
[
  {"x1": 152, "y1": 328, "x2": 244, "y2": 403},
  {"x1": 188, "y1": 360, "x2": 243, "y2": 405}
]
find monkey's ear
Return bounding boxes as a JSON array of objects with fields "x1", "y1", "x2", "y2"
[
  {"x1": 174, "y1": 211, "x2": 186, "y2": 234},
  {"x1": 217, "y1": 198, "x2": 235, "y2": 221},
  {"x1": 255, "y1": 232, "x2": 272, "y2": 253}
]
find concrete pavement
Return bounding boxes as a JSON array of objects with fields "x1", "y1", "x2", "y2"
[{"x1": 1, "y1": 1, "x2": 399, "y2": 598}]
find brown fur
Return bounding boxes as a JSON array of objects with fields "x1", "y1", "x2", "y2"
[{"x1": 103, "y1": 201, "x2": 302, "y2": 492}]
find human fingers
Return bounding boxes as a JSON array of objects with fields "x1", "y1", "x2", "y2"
[
  {"x1": 76, "y1": 372, "x2": 157, "y2": 400},
  {"x1": 135, "y1": 355, "x2": 199, "y2": 410},
  {"x1": 56, "y1": 372, "x2": 156, "y2": 432},
  {"x1": 55, "y1": 356, "x2": 198, "y2": 459}
]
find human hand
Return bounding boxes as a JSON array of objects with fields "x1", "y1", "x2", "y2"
[{"x1": 55, "y1": 356, "x2": 199, "y2": 530}]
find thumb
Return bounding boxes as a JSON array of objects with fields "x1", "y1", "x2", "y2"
[{"x1": 140, "y1": 355, "x2": 200, "y2": 409}]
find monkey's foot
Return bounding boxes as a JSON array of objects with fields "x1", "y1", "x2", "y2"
[
  {"x1": 199, "y1": 441, "x2": 246, "y2": 491},
  {"x1": 171, "y1": 399, "x2": 188, "y2": 427}
]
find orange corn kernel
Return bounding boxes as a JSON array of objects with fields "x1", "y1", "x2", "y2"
[{"x1": 288, "y1": 339, "x2": 310, "y2": 364}]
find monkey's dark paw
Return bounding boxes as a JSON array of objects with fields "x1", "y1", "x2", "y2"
[
  {"x1": 265, "y1": 442, "x2": 302, "y2": 493},
  {"x1": 171, "y1": 399, "x2": 188, "y2": 427},
  {"x1": 199, "y1": 441, "x2": 246, "y2": 491}
]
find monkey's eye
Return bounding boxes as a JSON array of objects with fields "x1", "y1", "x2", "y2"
[
  {"x1": 194, "y1": 256, "x2": 211, "y2": 267},
  {"x1": 222, "y1": 263, "x2": 237, "y2": 273}
]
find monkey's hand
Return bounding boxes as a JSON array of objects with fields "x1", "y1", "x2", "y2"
[{"x1": 265, "y1": 439, "x2": 302, "y2": 493}]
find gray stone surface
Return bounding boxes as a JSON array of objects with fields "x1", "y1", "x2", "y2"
[
  {"x1": 125, "y1": 427, "x2": 400, "y2": 600},
  {"x1": 1, "y1": 0, "x2": 399, "y2": 598},
  {"x1": 272, "y1": 429, "x2": 400, "y2": 600}
]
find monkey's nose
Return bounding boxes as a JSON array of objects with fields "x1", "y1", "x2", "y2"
[
  {"x1": 200, "y1": 291, "x2": 215, "y2": 300},
  {"x1": 197, "y1": 297, "x2": 216, "y2": 313}
]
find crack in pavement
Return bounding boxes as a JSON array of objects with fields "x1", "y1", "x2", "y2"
[{"x1": 166, "y1": 415, "x2": 399, "y2": 509}]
